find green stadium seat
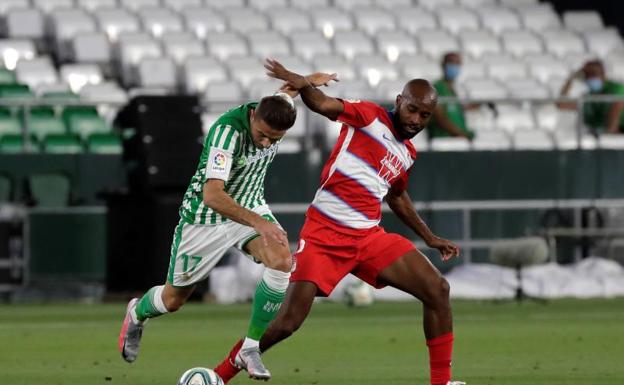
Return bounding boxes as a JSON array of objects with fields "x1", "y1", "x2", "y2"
[
  {"x1": 0, "y1": 134, "x2": 39, "y2": 153},
  {"x1": 62, "y1": 105, "x2": 110, "y2": 139},
  {"x1": 28, "y1": 173, "x2": 71, "y2": 207},
  {"x1": 0, "y1": 173, "x2": 11, "y2": 202},
  {"x1": 41, "y1": 91, "x2": 79, "y2": 101},
  {"x1": 0, "y1": 69, "x2": 16, "y2": 85},
  {"x1": 0, "y1": 84, "x2": 34, "y2": 99},
  {"x1": 0, "y1": 115, "x2": 22, "y2": 137},
  {"x1": 42, "y1": 134, "x2": 83, "y2": 154},
  {"x1": 87, "y1": 133, "x2": 122, "y2": 154}
]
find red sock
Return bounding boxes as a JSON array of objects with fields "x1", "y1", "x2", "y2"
[
  {"x1": 426, "y1": 332, "x2": 454, "y2": 385},
  {"x1": 213, "y1": 339, "x2": 243, "y2": 384}
]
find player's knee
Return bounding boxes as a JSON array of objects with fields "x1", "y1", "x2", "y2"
[
  {"x1": 430, "y1": 277, "x2": 450, "y2": 306},
  {"x1": 163, "y1": 295, "x2": 186, "y2": 312},
  {"x1": 266, "y1": 251, "x2": 292, "y2": 273}
]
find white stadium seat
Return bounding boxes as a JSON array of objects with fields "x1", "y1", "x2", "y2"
[
  {"x1": 463, "y1": 78, "x2": 508, "y2": 100},
  {"x1": 247, "y1": 79, "x2": 283, "y2": 100},
  {"x1": 15, "y1": 57, "x2": 59, "y2": 89},
  {"x1": 376, "y1": 79, "x2": 406, "y2": 101},
  {"x1": 72, "y1": 32, "x2": 111, "y2": 65},
  {"x1": 117, "y1": 32, "x2": 163, "y2": 86},
  {"x1": 119, "y1": 0, "x2": 160, "y2": 12},
  {"x1": 352, "y1": 7, "x2": 396, "y2": 36},
  {"x1": 436, "y1": 7, "x2": 480, "y2": 35},
  {"x1": 418, "y1": 0, "x2": 456, "y2": 10},
  {"x1": 516, "y1": 4, "x2": 561, "y2": 32},
  {"x1": 0, "y1": 0, "x2": 29, "y2": 15},
  {"x1": 458, "y1": 0, "x2": 496, "y2": 8},
  {"x1": 248, "y1": 0, "x2": 288, "y2": 10},
  {"x1": 496, "y1": 105, "x2": 536, "y2": 131},
  {"x1": 6, "y1": 9, "x2": 45, "y2": 40},
  {"x1": 562, "y1": 52, "x2": 597, "y2": 70},
  {"x1": 35, "y1": 82, "x2": 72, "y2": 98},
  {"x1": 268, "y1": 7, "x2": 312, "y2": 35},
  {"x1": 183, "y1": 57, "x2": 228, "y2": 93},
  {"x1": 513, "y1": 130, "x2": 554, "y2": 150},
  {"x1": 410, "y1": 131, "x2": 430, "y2": 152},
  {"x1": 464, "y1": 106, "x2": 496, "y2": 131},
  {"x1": 563, "y1": 11, "x2": 604, "y2": 33},
  {"x1": 606, "y1": 54, "x2": 624, "y2": 82},
  {"x1": 373, "y1": 0, "x2": 412, "y2": 9},
  {"x1": 333, "y1": 31, "x2": 375, "y2": 61},
  {"x1": 137, "y1": 57, "x2": 178, "y2": 89},
  {"x1": 204, "y1": 81, "x2": 244, "y2": 105},
  {"x1": 505, "y1": 78, "x2": 551, "y2": 99},
  {"x1": 0, "y1": 39, "x2": 36, "y2": 70},
  {"x1": 499, "y1": 0, "x2": 538, "y2": 7},
  {"x1": 459, "y1": 29, "x2": 502, "y2": 58},
  {"x1": 310, "y1": 7, "x2": 355, "y2": 36},
  {"x1": 457, "y1": 59, "x2": 487, "y2": 82},
  {"x1": 228, "y1": 56, "x2": 265, "y2": 89},
  {"x1": 542, "y1": 29, "x2": 586, "y2": 58},
  {"x1": 598, "y1": 134, "x2": 624, "y2": 150},
  {"x1": 321, "y1": 79, "x2": 375, "y2": 99},
  {"x1": 76, "y1": 0, "x2": 117, "y2": 12},
  {"x1": 221, "y1": 7, "x2": 270, "y2": 34},
  {"x1": 312, "y1": 55, "x2": 357, "y2": 81},
  {"x1": 60, "y1": 63, "x2": 103, "y2": 93},
  {"x1": 50, "y1": 9, "x2": 97, "y2": 61},
  {"x1": 247, "y1": 31, "x2": 292, "y2": 58},
  {"x1": 524, "y1": 54, "x2": 570, "y2": 84},
  {"x1": 163, "y1": 0, "x2": 202, "y2": 11},
  {"x1": 204, "y1": 0, "x2": 245, "y2": 8},
  {"x1": 79, "y1": 82, "x2": 128, "y2": 104},
  {"x1": 32, "y1": 0, "x2": 74, "y2": 14},
  {"x1": 138, "y1": 7, "x2": 184, "y2": 38},
  {"x1": 290, "y1": 31, "x2": 333, "y2": 62},
  {"x1": 181, "y1": 8, "x2": 227, "y2": 40},
  {"x1": 353, "y1": 54, "x2": 400, "y2": 86},
  {"x1": 583, "y1": 28, "x2": 624, "y2": 59},
  {"x1": 486, "y1": 55, "x2": 528, "y2": 81},
  {"x1": 472, "y1": 130, "x2": 512, "y2": 151},
  {"x1": 393, "y1": 7, "x2": 439, "y2": 35},
  {"x1": 501, "y1": 30, "x2": 544, "y2": 57},
  {"x1": 417, "y1": 30, "x2": 460, "y2": 60},
  {"x1": 205, "y1": 32, "x2": 249, "y2": 61},
  {"x1": 476, "y1": 6, "x2": 522, "y2": 35},
  {"x1": 267, "y1": 54, "x2": 312, "y2": 77},
  {"x1": 430, "y1": 137, "x2": 471, "y2": 151},
  {"x1": 376, "y1": 31, "x2": 418, "y2": 63},
  {"x1": 290, "y1": 0, "x2": 330, "y2": 10},
  {"x1": 334, "y1": 0, "x2": 373, "y2": 10},
  {"x1": 398, "y1": 55, "x2": 441, "y2": 80},
  {"x1": 162, "y1": 32, "x2": 205, "y2": 65},
  {"x1": 94, "y1": 8, "x2": 141, "y2": 42}
]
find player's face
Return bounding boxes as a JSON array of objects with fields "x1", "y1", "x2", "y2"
[
  {"x1": 394, "y1": 95, "x2": 435, "y2": 139},
  {"x1": 250, "y1": 111, "x2": 285, "y2": 149}
]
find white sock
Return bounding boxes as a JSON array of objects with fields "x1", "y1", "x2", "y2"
[
  {"x1": 152, "y1": 285, "x2": 168, "y2": 314},
  {"x1": 262, "y1": 268, "x2": 290, "y2": 292}
]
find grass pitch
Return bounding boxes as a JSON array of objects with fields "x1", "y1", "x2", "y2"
[{"x1": 1, "y1": 299, "x2": 623, "y2": 385}]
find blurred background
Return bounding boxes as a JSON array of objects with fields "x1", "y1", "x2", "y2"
[{"x1": 1, "y1": 0, "x2": 623, "y2": 303}]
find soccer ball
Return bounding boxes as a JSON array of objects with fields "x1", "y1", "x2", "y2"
[
  {"x1": 178, "y1": 367, "x2": 224, "y2": 385},
  {"x1": 344, "y1": 280, "x2": 375, "y2": 307}
]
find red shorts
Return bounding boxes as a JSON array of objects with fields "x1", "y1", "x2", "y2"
[{"x1": 290, "y1": 217, "x2": 415, "y2": 296}]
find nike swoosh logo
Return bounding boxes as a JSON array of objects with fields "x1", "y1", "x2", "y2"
[{"x1": 382, "y1": 133, "x2": 392, "y2": 141}]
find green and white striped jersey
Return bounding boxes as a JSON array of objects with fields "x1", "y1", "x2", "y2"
[{"x1": 179, "y1": 102, "x2": 279, "y2": 225}]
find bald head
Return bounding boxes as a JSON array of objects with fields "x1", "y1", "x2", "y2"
[
  {"x1": 392, "y1": 79, "x2": 438, "y2": 139},
  {"x1": 401, "y1": 79, "x2": 438, "y2": 106}
]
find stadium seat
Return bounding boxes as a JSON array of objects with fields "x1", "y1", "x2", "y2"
[
  {"x1": 119, "y1": 0, "x2": 160, "y2": 12},
  {"x1": 60, "y1": 64, "x2": 103, "y2": 93},
  {"x1": 93, "y1": 8, "x2": 141, "y2": 42},
  {"x1": 290, "y1": 0, "x2": 329, "y2": 9},
  {"x1": 205, "y1": 0, "x2": 245, "y2": 8},
  {"x1": 418, "y1": 0, "x2": 456, "y2": 10},
  {"x1": 524, "y1": 54, "x2": 569, "y2": 83},
  {"x1": 464, "y1": 105, "x2": 495, "y2": 131},
  {"x1": 583, "y1": 28, "x2": 624, "y2": 58},
  {"x1": 463, "y1": 78, "x2": 508, "y2": 100},
  {"x1": 138, "y1": 7, "x2": 184, "y2": 38},
  {"x1": 487, "y1": 56, "x2": 528, "y2": 81},
  {"x1": 15, "y1": 58, "x2": 59, "y2": 90},
  {"x1": 62, "y1": 106, "x2": 109, "y2": 139},
  {"x1": 71, "y1": 33, "x2": 111, "y2": 65},
  {"x1": 393, "y1": 7, "x2": 438, "y2": 35},
  {"x1": 373, "y1": 0, "x2": 411, "y2": 8},
  {"x1": 183, "y1": 57, "x2": 228, "y2": 94},
  {"x1": 542, "y1": 29, "x2": 586, "y2": 58},
  {"x1": 309, "y1": 7, "x2": 355, "y2": 37},
  {"x1": 501, "y1": 30, "x2": 544, "y2": 57},
  {"x1": 0, "y1": 134, "x2": 39, "y2": 153},
  {"x1": 28, "y1": 173, "x2": 71, "y2": 207},
  {"x1": 0, "y1": 115, "x2": 21, "y2": 137},
  {"x1": 410, "y1": 132, "x2": 429, "y2": 152},
  {"x1": 290, "y1": 31, "x2": 333, "y2": 62},
  {"x1": 398, "y1": 55, "x2": 441, "y2": 81},
  {"x1": 205, "y1": 32, "x2": 249, "y2": 61},
  {"x1": 375, "y1": 79, "x2": 406, "y2": 101},
  {"x1": 79, "y1": 83, "x2": 128, "y2": 104},
  {"x1": 499, "y1": 0, "x2": 538, "y2": 7},
  {"x1": 496, "y1": 105, "x2": 536, "y2": 131},
  {"x1": 472, "y1": 130, "x2": 512, "y2": 150},
  {"x1": 352, "y1": 7, "x2": 396, "y2": 36},
  {"x1": 606, "y1": 54, "x2": 624, "y2": 82},
  {"x1": 0, "y1": 83, "x2": 34, "y2": 99},
  {"x1": 162, "y1": 0, "x2": 201, "y2": 12},
  {"x1": 266, "y1": 55, "x2": 312, "y2": 77},
  {"x1": 221, "y1": 7, "x2": 270, "y2": 34},
  {"x1": 87, "y1": 132, "x2": 122, "y2": 154},
  {"x1": 430, "y1": 137, "x2": 471, "y2": 151},
  {"x1": 458, "y1": 0, "x2": 496, "y2": 8},
  {"x1": 376, "y1": 31, "x2": 418, "y2": 63},
  {"x1": 334, "y1": 0, "x2": 373, "y2": 10},
  {"x1": 42, "y1": 134, "x2": 84, "y2": 154},
  {"x1": 598, "y1": 134, "x2": 624, "y2": 150},
  {"x1": 516, "y1": 3, "x2": 561, "y2": 32},
  {"x1": 0, "y1": 39, "x2": 36, "y2": 70},
  {"x1": 247, "y1": 31, "x2": 292, "y2": 58},
  {"x1": 513, "y1": 130, "x2": 554, "y2": 150},
  {"x1": 137, "y1": 57, "x2": 177, "y2": 90},
  {"x1": 50, "y1": 9, "x2": 97, "y2": 61},
  {"x1": 353, "y1": 54, "x2": 399, "y2": 86},
  {"x1": 333, "y1": 31, "x2": 375, "y2": 61},
  {"x1": 0, "y1": 69, "x2": 16, "y2": 85},
  {"x1": 0, "y1": 0, "x2": 29, "y2": 15},
  {"x1": 228, "y1": 57, "x2": 265, "y2": 90},
  {"x1": 247, "y1": 79, "x2": 283, "y2": 100},
  {"x1": 505, "y1": 78, "x2": 551, "y2": 98},
  {"x1": 162, "y1": 32, "x2": 205, "y2": 65},
  {"x1": 116, "y1": 32, "x2": 162, "y2": 86},
  {"x1": 562, "y1": 52, "x2": 596, "y2": 70},
  {"x1": 6, "y1": 9, "x2": 45, "y2": 40},
  {"x1": 204, "y1": 81, "x2": 244, "y2": 107},
  {"x1": 563, "y1": 11, "x2": 604, "y2": 33},
  {"x1": 457, "y1": 59, "x2": 487, "y2": 82},
  {"x1": 76, "y1": 0, "x2": 117, "y2": 12},
  {"x1": 323, "y1": 79, "x2": 375, "y2": 100},
  {"x1": 37, "y1": 84, "x2": 77, "y2": 100},
  {"x1": 459, "y1": 30, "x2": 502, "y2": 58},
  {"x1": 436, "y1": 6, "x2": 480, "y2": 35},
  {"x1": 0, "y1": 173, "x2": 11, "y2": 202},
  {"x1": 28, "y1": 114, "x2": 67, "y2": 141},
  {"x1": 248, "y1": 0, "x2": 288, "y2": 10},
  {"x1": 312, "y1": 55, "x2": 357, "y2": 81},
  {"x1": 476, "y1": 6, "x2": 522, "y2": 35},
  {"x1": 32, "y1": 0, "x2": 74, "y2": 14},
  {"x1": 268, "y1": 7, "x2": 312, "y2": 34},
  {"x1": 181, "y1": 7, "x2": 227, "y2": 39},
  {"x1": 417, "y1": 30, "x2": 460, "y2": 59}
]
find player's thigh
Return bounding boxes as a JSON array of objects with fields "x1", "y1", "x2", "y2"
[
  {"x1": 244, "y1": 236, "x2": 292, "y2": 272},
  {"x1": 167, "y1": 220, "x2": 237, "y2": 287},
  {"x1": 376, "y1": 248, "x2": 448, "y2": 303}
]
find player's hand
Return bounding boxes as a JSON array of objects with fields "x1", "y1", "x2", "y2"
[
  {"x1": 253, "y1": 219, "x2": 289, "y2": 247},
  {"x1": 426, "y1": 236, "x2": 460, "y2": 262},
  {"x1": 264, "y1": 58, "x2": 308, "y2": 90},
  {"x1": 305, "y1": 72, "x2": 339, "y2": 87}
]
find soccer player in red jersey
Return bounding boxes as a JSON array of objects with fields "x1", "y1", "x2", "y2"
[{"x1": 215, "y1": 59, "x2": 464, "y2": 385}]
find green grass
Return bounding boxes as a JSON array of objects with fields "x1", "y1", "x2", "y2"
[{"x1": 1, "y1": 299, "x2": 623, "y2": 385}]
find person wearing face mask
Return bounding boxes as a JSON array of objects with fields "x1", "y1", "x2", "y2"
[
  {"x1": 559, "y1": 60, "x2": 624, "y2": 134},
  {"x1": 428, "y1": 52, "x2": 476, "y2": 140}
]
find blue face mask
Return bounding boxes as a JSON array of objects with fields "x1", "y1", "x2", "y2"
[
  {"x1": 444, "y1": 64, "x2": 461, "y2": 81},
  {"x1": 586, "y1": 77, "x2": 604, "y2": 92}
]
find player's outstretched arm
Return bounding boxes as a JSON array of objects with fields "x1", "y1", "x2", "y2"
[
  {"x1": 277, "y1": 72, "x2": 339, "y2": 99},
  {"x1": 265, "y1": 58, "x2": 344, "y2": 120},
  {"x1": 203, "y1": 179, "x2": 288, "y2": 247},
  {"x1": 385, "y1": 187, "x2": 460, "y2": 261}
]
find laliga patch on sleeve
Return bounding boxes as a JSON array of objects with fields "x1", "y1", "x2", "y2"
[{"x1": 206, "y1": 147, "x2": 233, "y2": 180}]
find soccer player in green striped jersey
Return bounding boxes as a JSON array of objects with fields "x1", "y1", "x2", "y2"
[{"x1": 118, "y1": 71, "x2": 338, "y2": 381}]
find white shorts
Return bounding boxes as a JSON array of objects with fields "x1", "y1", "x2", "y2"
[{"x1": 166, "y1": 205, "x2": 278, "y2": 287}]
